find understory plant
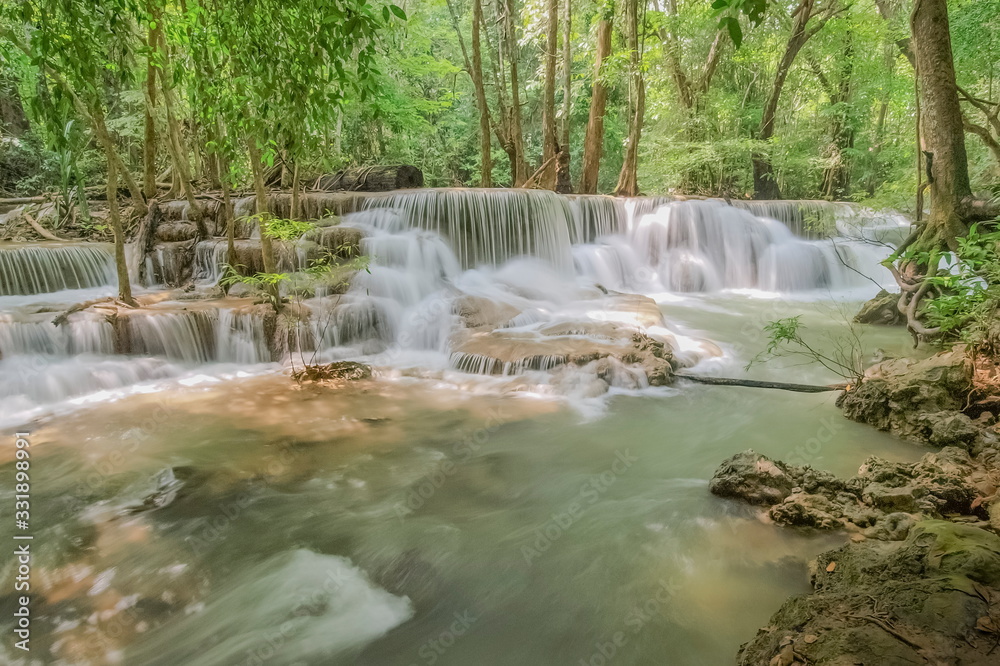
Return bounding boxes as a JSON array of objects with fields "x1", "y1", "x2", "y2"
[
  {"x1": 919, "y1": 222, "x2": 1000, "y2": 347},
  {"x1": 749, "y1": 315, "x2": 867, "y2": 386}
]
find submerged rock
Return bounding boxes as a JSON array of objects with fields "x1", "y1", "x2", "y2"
[
  {"x1": 737, "y1": 521, "x2": 1000, "y2": 665},
  {"x1": 291, "y1": 361, "x2": 373, "y2": 383}
]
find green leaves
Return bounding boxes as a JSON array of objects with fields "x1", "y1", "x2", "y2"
[
  {"x1": 711, "y1": 0, "x2": 770, "y2": 48},
  {"x1": 718, "y1": 16, "x2": 742, "y2": 48}
]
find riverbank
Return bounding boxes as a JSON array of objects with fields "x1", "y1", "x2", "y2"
[{"x1": 712, "y1": 345, "x2": 1000, "y2": 664}]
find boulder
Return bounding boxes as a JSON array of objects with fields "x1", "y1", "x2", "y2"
[
  {"x1": 853, "y1": 289, "x2": 903, "y2": 325},
  {"x1": 711, "y1": 447, "x2": 984, "y2": 530},
  {"x1": 838, "y1": 348, "x2": 975, "y2": 446},
  {"x1": 155, "y1": 222, "x2": 200, "y2": 243},
  {"x1": 737, "y1": 521, "x2": 1000, "y2": 665},
  {"x1": 709, "y1": 450, "x2": 799, "y2": 506}
]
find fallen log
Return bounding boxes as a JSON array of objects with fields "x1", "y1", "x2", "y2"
[
  {"x1": 23, "y1": 212, "x2": 69, "y2": 242},
  {"x1": 314, "y1": 165, "x2": 424, "y2": 192},
  {"x1": 675, "y1": 374, "x2": 848, "y2": 393},
  {"x1": 0, "y1": 196, "x2": 49, "y2": 205}
]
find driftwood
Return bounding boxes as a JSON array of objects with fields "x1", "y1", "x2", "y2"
[
  {"x1": 675, "y1": 374, "x2": 848, "y2": 393},
  {"x1": 22, "y1": 212, "x2": 68, "y2": 241},
  {"x1": 0, "y1": 196, "x2": 49, "y2": 205},
  {"x1": 314, "y1": 165, "x2": 424, "y2": 192}
]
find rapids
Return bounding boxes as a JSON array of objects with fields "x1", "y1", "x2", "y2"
[{"x1": 0, "y1": 191, "x2": 919, "y2": 665}]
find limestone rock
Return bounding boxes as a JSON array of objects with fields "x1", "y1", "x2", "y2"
[
  {"x1": 737, "y1": 521, "x2": 1000, "y2": 665},
  {"x1": 709, "y1": 450, "x2": 799, "y2": 506},
  {"x1": 155, "y1": 222, "x2": 200, "y2": 243},
  {"x1": 838, "y1": 348, "x2": 975, "y2": 446},
  {"x1": 853, "y1": 289, "x2": 903, "y2": 325}
]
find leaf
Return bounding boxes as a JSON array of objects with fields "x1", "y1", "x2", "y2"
[
  {"x1": 390, "y1": 4, "x2": 407, "y2": 20},
  {"x1": 975, "y1": 616, "x2": 998, "y2": 634},
  {"x1": 719, "y1": 16, "x2": 743, "y2": 48},
  {"x1": 826, "y1": 561, "x2": 837, "y2": 572}
]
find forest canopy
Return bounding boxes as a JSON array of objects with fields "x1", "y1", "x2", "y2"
[{"x1": 1, "y1": 0, "x2": 998, "y2": 209}]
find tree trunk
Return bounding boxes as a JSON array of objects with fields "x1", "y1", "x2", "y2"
[
  {"x1": 143, "y1": 19, "x2": 159, "y2": 200},
  {"x1": 219, "y1": 147, "x2": 236, "y2": 271},
  {"x1": 540, "y1": 0, "x2": 559, "y2": 189},
  {"x1": 247, "y1": 141, "x2": 280, "y2": 308},
  {"x1": 502, "y1": 0, "x2": 528, "y2": 185},
  {"x1": 614, "y1": 0, "x2": 644, "y2": 197},
  {"x1": 153, "y1": 8, "x2": 203, "y2": 235},
  {"x1": 315, "y1": 165, "x2": 424, "y2": 191},
  {"x1": 556, "y1": 0, "x2": 573, "y2": 193},
  {"x1": 753, "y1": 0, "x2": 821, "y2": 200},
  {"x1": 910, "y1": 0, "x2": 973, "y2": 251},
  {"x1": 473, "y1": 0, "x2": 493, "y2": 187},
  {"x1": 818, "y1": 37, "x2": 855, "y2": 200},
  {"x1": 290, "y1": 161, "x2": 301, "y2": 219},
  {"x1": 579, "y1": 9, "x2": 612, "y2": 194},
  {"x1": 105, "y1": 153, "x2": 134, "y2": 305}
]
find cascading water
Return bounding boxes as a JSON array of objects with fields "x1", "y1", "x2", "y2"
[
  {"x1": 2, "y1": 189, "x2": 908, "y2": 425},
  {"x1": 0, "y1": 242, "x2": 117, "y2": 295},
  {"x1": 1, "y1": 188, "x2": 923, "y2": 666}
]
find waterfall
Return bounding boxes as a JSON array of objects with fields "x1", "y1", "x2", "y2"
[
  {"x1": 571, "y1": 199, "x2": 899, "y2": 293},
  {"x1": 0, "y1": 243, "x2": 117, "y2": 295},
  {"x1": 357, "y1": 189, "x2": 576, "y2": 272},
  {"x1": 0, "y1": 188, "x2": 911, "y2": 425},
  {"x1": 120, "y1": 309, "x2": 273, "y2": 364},
  {"x1": 0, "y1": 312, "x2": 113, "y2": 357}
]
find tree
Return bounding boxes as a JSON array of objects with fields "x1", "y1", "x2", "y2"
[
  {"x1": 540, "y1": 0, "x2": 560, "y2": 189},
  {"x1": 446, "y1": 0, "x2": 493, "y2": 187},
  {"x1": 580, "y1": 1, "x2": 613, "y2": 194},
  {"x1": 556, "y1": 0, "x2": 573, "y2": 192},
  {"x1": 501, "y1": 0, "x2": 528, "y2": 185},
  {"x1": 752, "y1": 0, "x2": 841, "y2": 199},
  {"x1": 614, "y1": 0, "x2": 645, "y2": 196}
]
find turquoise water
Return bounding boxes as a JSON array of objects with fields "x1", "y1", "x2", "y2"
[{"x1": 0, "y1": 294, "x2": 925, "y2": 665}]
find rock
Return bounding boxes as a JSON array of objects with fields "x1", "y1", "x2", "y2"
[
  {"x1": 853, "y1": 289, "x2": 904, "y2": 325},
  {"x1": 989, "y1": 501, "x2": 1000, "y2": 533},
  {"x1": 837, "y1": 348, "x2": 975, "y2": 446},
  {"x1": 737, "y1": 521, "x2": 1000, "y2": 665},
  {"x1": 226, "y1": 282, "x2": 255, "y2": 298},
  {"x1": 712, "y1": 445, "x2": 985, "y2": 533},
  {"x1": 155, "y1": 222, "x2": 200, "y2": 242},
  {"x1": 857, "y1": 449, "x2": 979, "y2": 517},
  {"x1": 769, "y1": 492, "x2": 844, "y2": 530},
  {"x1": 291, "y1": 361, "x2": 373, "y2": 383},
  {"x1": 710, "y1": 451, "x2": 799, "y2": 506},
  {"x1": 454, "y1": 295, "x2": 521, "y2": 330},
  {"x1": 864, "y1": 512, "x2": 915, "y2": 541},
  {"x1": 922, "y1": 411, "x2": 980, "y2": 448}
]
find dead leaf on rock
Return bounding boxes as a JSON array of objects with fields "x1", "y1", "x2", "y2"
[
  {"x1": 803, "y1": 634, "x2": 818, "y2": 644},
  {"x1": 976, "y1": 616, "x2": 999, "y2": 634}
]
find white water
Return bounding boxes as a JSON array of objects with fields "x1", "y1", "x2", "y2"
[
  {"x1": 0, "y1": 191, "x2": 921, "y2": 666},
  {"x1": 0, "y1": 193, "x2": 908, "y2": 424}
]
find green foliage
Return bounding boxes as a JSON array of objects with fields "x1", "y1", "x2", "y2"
[
  {"x1": 921, "y1": 223, "x2": 1000, "y2": 345},
  {"x1": 750, "y1": 315, "x2": 867, "y2": 384},
  {"x1": 255, "y1": 216, "x2": 315, "y2": 242},
  {"x1": 711, "y1": 0, "x2": 770, "y2": 48},
  {"x1": 0, "y1": 0, "x2": 995, "y2": 201}
]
